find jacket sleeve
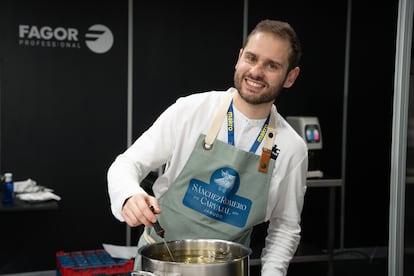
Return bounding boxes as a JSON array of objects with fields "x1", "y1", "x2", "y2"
[
  {"x1": 107, "y1": 101, "x2": 178, "y2": 221},
  {"x1": 261, "y1": 153, "x2": 308, "y2": 276}
]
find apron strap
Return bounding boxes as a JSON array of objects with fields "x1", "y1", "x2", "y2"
[
  {"x1": 263, "y1": 110, "x2": 276, "y2": 151},
  {"x1": 258, "y1": 112, "x2": 276, "y2": 173},
  {"x1": 143, "y1": 226, "x2": 156, "y2": 244},
  {"x1": 204, "y1": 88, "x2": 236, "y2": 149}
]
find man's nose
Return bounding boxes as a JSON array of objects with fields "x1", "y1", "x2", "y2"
[{"x1": 249, "y1": 63, "x2": 265, "y2": 77}]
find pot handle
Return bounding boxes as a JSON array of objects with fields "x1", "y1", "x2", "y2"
[{"x1": 131, "y1": 271, "x2": 156, "y2": 276}]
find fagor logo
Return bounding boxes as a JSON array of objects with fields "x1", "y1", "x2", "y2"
[
  {"x1": 19, "y1": 24, "x2": 81, "y2": 49},
  {"x1": 85, "y1": 24, "x2": 113, "y2": 54},
  {"x1": 18, "y1": 24, "x2": 113, "y2": 54}
]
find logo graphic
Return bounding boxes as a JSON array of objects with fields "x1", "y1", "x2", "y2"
[
  {"x1": 183, "y1": 167, "x2": 252, "y2": 228},
  {"x1": 214, "y1": 169, "x2": 236, "y2": 193},
  {"x1": 85, "y1": 24, "x2": 113, "y2": 54},
  {"x1": 18, "y1": 24, "x2": 114, "y2": 54},
  {"x1": 18, "y1": 24, "x2": 81, "y2": 49}
]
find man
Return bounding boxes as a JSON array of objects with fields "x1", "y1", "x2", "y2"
[{"x1": 108, "y1": 19, "x2": 308, "y2": 276}]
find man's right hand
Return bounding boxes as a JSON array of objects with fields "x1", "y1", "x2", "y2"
[{"x1": 121, "y1": 193, "x2": 160, "y2": 227}]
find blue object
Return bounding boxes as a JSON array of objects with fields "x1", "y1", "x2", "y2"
[{"x1": 2, "y1": 173, "x2": 14, "y2": 205}]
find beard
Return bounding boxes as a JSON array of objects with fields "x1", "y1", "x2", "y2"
[{"x1": 233, "y1": 71, "x2": 285, "y2": 105}]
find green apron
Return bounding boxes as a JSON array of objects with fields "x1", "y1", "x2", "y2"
[{"x1": 134, "y1": 90, "x2": 276, "y2": 270}]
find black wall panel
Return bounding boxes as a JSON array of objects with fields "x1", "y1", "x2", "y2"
[
  {"x1": 0, "y1": 0, "x2": 128, "y2": 273},
  {"x1": 132, "y1": 0, "x2": 244, "y2": 140},
  {"x1": 345, "y1": 1, "x2": 398, "y2": 248}
]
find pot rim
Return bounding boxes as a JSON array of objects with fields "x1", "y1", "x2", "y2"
[{"x1": 138, "y1": 238, "x2": 252, "y2": 264}]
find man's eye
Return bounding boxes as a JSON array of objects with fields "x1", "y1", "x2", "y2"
[
  {"x1": 268, "y1": 63, "x2": 277, "y2": 69},
  {"x1": 245, "y1": 55, "x2": 256, "y2": 63}
]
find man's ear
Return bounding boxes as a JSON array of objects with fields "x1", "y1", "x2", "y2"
[
  {"x1": 235, "y1": 48, "x2": 243, "y2": 69},
  {"x1": 283, "y1": 67, "x2": 300, "y2": 88}
]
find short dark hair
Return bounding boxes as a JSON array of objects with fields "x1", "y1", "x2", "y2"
[{"x1": 244, "y1": 19, "x2": 302, "y2": 71}]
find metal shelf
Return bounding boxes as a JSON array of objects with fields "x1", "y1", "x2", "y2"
[{"x1": 307, "y1": 178, "x2": 343, "y2": 188}]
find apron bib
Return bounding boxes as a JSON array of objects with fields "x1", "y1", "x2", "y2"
[{"x1": 134, "y1": 90, "x2": 276, "y2": 270}]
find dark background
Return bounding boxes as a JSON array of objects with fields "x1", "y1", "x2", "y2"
[{"x1": 0, "y1": 0, "x2": 401, "y2": 275}]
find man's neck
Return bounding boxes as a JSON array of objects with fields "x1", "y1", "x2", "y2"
[{"x1": 233, "y1": 93, "x2": 273, "y2": 120}]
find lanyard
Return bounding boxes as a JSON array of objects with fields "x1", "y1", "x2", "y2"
[{"x1": 227, "y1": 100, "x2": 270, "y2": 153}]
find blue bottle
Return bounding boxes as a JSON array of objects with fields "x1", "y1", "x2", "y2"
[{"x1": 2, "y1": 172, "x2": 14, "y2": 205}]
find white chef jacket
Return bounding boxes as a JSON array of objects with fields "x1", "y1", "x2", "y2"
[{"x1": 107, "y1": 87, "x2": 308, "y2": 276}]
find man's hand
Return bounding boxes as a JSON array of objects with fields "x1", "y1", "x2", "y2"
[{"x1": 121, "y1": 193, "x2": 160, "y2": 227}]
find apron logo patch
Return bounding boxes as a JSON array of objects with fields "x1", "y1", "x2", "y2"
[{"x1": 183, "y1": 167, "x2": 252, "y2": 228}]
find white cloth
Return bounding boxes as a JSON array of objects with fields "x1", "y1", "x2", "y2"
[
  {"x1": 14, "y1": 178, "x2": 41, "y2": 193},
  {"x1": 13, "y1": 178, "x2": 61, "y2": 202},
  {"x1": 107, "y1": 88, "x2": 308, "y2": 276},
  {"x1": 16, "y1": 191, "x2": 61, "y2": 201}
]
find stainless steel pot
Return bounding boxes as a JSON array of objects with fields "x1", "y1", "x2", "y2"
[{"x1": 134, "y1": 239, "x2": 252, "y2": 276}]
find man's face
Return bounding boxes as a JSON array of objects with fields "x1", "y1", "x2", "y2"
[{"x1": 234, "y1": 32, "x2": 297, "y2": 105}]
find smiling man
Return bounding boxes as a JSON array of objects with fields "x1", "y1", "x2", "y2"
[{"x1": 108, "y1": 19, "x2": 308, "y2": 276}]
